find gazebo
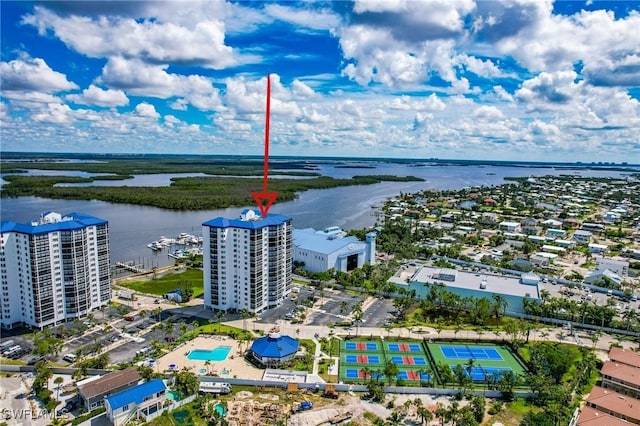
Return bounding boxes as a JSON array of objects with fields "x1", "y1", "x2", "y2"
[{"x1": 250, "y1": 327, "x2": 299, "y2": 367}]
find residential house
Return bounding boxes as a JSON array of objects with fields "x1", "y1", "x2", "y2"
[
  {"x1": 601, "y1": 361, "x2": 640, "y2": 399},
  {"x1": 581, "y1": 386, "x2": 640, "y2": 424},
  {"x1": 581, "y1": 223, "x2": 605, "y2": 233},
  {"x1": 531, "y1": 252, "x2": 557, "y2": 266},
  {"x1": 575, "y1": 347, "x2": 640, "y2": 425},
  {"x1": 588, "y1": 243, "x2": 608, "y2": 255},
  {"x1": 522, "y1": 225, "x2": 543, "y2": 236},
  {"x1": 78, "y1": 368, "x2": 141, "y2": 411},
  {"x1": 481, "y1": 212, "x2": 498, "y2": 225},
  {"x1": 520, "y1": 217, "x2": 539, "y2": 227},
  {"x1": 573, "y1": 230, "x2": 593, "y2": 243},
  {"x1": 543, "y1": 219, "x2": 563, "y2": 228},
  {"x1": 554, "y1": 239, "x2": 576, "y2": 249},
  {"x1": 575, "y1": 405, "x2": 632, "y2": 426},
  {"x1": 498, "y1": 221, "x2": 521, "y2": 233},
  {"x1": 604, "y1": 211, "x2": 621, "y2": 222},
  {"x1": 547, "y1": 229, "x2": 566, "y2": 239},
  {"x1": 609, "y1": 347, "x2": 640, "y2": 368},
  {"x1": 105, "y1": 378, "x2": 166, "y2": 426}
]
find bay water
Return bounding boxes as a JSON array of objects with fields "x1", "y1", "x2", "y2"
[{"x1": 0, "y1": 161, "x2": 629, "y2": 268}]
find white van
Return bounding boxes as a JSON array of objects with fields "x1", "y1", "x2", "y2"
[{"x1": 62, "y1": 354, "x2": 77, "y2": 363}]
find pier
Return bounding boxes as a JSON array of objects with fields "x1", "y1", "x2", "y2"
[{"x1": 115, "y1": 262, "x2": 146, "y2": 274}]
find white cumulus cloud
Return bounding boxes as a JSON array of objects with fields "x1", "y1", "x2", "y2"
[{"x1": 67, "y1": 85, "x2": 129, "y2": 107}]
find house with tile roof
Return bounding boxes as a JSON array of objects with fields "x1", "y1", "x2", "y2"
[{"x1": 77, "y1": 368, "x2": 141, "y2": 411}]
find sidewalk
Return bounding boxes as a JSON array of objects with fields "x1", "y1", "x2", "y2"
[{"x1": 224, "y1": 319, "x2": 637, "y2": 353}]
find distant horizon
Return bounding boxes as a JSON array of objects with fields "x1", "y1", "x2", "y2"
[
  {"x1": 2, "y1": 151, "x2": 639, "y2": 168},
  {"x1": 1, "y1": 1, "x2": 638, "y2": 162}
]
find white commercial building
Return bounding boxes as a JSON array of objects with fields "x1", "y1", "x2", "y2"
[
  {"x1": 0, "y1": 212, "x2": 111, "y2": 329},
  {"x1": 292, "y1": 227, "x2": 376, "y2": 273},
  {"x1": 202, "y1": 209, "x2": 292, "y2": 314},
  {"x1": 596, "y1": 257, "x2": 629, "y2": 277}
]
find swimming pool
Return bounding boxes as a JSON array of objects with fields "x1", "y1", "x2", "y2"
[
  {"x1": 214, "y1": 403, "x2": 227, "y2": 417},
  {"x1": 187, "y1": 346, "x2": 232, "y2": 361},
  {"x1": 166, "y1": 390, "x2": 181, "y2": 401}
]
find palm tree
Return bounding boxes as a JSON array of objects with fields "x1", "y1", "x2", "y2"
[
  {"x1": 386, "y1": 411, "x2": 404, "y2": 426},
  {"x1": 623, "y1": 309, "x2": 637, "y2": 331},
  {"x1": 240, "y1": 309, "x2": 251, "y2": 331},
  {"x1": 492, "y1": 294, "x2": 507, "y2": 319},
  {"x1": 434, "y1": 321, "x2": 443, "y2": 339},
  {"x1": 353, "y1": 306, "x2": 363, "y2": 336},
  {"x1": 339, "y1": 301, "x2": 349, "y2": 317},
  {"x1": 465, "y1": 358, "x2": 475, "y2": 379},
  {"x1": 361, "y1": 366, "x2": 372, "y2": 382},
  {"x1": 416, "y1": 406, "x2": 433, "y2": 425},
  {"x1": 434, "y1": 403, "x2": 448, "y2": 426},
  {"x1": 54, "y1": 376, "x2": 64, "y2": 402},
  {"x1": 215, "y1": 311, "x2": 225, "y2": 334},
  {"x1": 453, "y1": 322, "x2": 463, "y2": 339}
]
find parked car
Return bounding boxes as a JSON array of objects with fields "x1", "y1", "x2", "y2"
[
  {"x1": 64, "y1": 399, "x2": 79, "y2": 411},
  {"x1": 27, "y1": 356, "x2": 44, "y2": 365}
]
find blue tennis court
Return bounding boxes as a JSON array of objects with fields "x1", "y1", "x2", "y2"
[
  {"x1": 441, "y1": 346, "x2": 503, "y2": 361},
  {"x1": 387, "y1": 343, "x2": 422, "y2": 352},
  {"x1": 345, "y1": 368, "x2": 383, "y2": 379},
  {"x1": 450, "y1": 365, "x2": 512, "y2": 381},
  {"x1": 396, "y1": 370, "x2": 431, "y2": 381},
  {"x1": 345, "y1": 355, "x2": 381, "y2": 364},
  {"x1": 390, "y1": 356, "x2": 427, "y2": 365},
  {"x1": 345, "y1": 342, "x2": 378, "y2": 351}
]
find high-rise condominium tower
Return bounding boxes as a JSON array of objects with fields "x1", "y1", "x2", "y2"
[
  {"x1": 0, "y1": 212, "x2": 111, "y2": 329},
  {"x1": 202, "y1": 209, "x2": 292, "y2": 314}
]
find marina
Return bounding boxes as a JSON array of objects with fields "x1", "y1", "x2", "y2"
[{"x1": 146, "y1": 232, "x2": 203, "y2": 252}]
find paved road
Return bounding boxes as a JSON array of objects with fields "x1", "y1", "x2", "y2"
[{"x1": 224, "y1": 318, "x2": 637, "y2": 355}]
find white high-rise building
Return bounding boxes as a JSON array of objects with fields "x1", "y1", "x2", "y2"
[
  {"x1": 203, "y1": 209, "x2": 292, "y2": 314},
  {"x1": 0, "y1": 212, "x2": 111, "y2": 329}
]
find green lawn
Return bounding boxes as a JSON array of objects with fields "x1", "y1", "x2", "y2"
[{"x1": 119, "y1": 268, "x2": 204, "y2": 297}]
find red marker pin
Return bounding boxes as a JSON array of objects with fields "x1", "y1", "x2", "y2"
[{"x1": 252, "y1": 74, "x2": 278, "y2": 217}]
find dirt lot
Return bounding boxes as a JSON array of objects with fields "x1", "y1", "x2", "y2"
[{"x1": 288, "y1": 393, "x2": 453, "y2": 426}]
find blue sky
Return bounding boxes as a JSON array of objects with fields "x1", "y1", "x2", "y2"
[{"x1": 1, "y1": 1, "x2": 639, "y2": 162}]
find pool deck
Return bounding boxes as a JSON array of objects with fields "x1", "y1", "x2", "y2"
[{"x1": 154, "y1": 335, "x2": 264, "y2": 379}]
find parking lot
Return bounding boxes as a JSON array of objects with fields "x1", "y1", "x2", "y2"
[
  {"x1": 540, "y1": 282, "x2": 640, "y2": 319},
  {"x1": 254, "y1": 284, "x2": 396, "y2": 329}
]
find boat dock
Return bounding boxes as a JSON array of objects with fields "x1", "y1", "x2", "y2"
[{"x1": 115, "y1": 262, "x2": 146, "y2": 274}]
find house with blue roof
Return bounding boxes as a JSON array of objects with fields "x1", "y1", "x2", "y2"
[
  {"x1": 292, "y1": 227, "x2": 376, "y2": 273},
  {"x1": 105, "y1": 378, "x2": 166, "y2": 426}
]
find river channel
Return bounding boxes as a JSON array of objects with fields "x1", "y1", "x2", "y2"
[{"x1": 0, "y1": 162, "x2": 629, "y2": 269}]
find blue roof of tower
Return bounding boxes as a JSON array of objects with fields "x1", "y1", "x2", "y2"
[
  {"x1": 0, "y1": 212, "x2": 108, "y2": 235},
  {"x1": 203, "y1": 209, "x2": 292, "y2": 230}
]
